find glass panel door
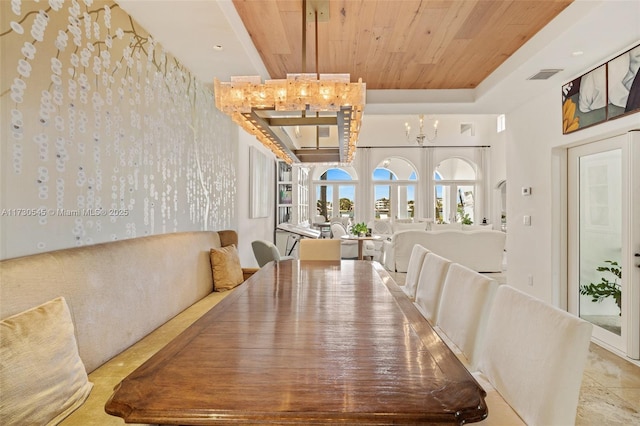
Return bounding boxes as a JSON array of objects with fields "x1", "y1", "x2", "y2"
[
  {"x1": 317, "y1": 184, "x2": 356, "y2": 220},
  {"x1": 578, "y1": 149, "x2": 623, "y2": 339},
  {"x1": 435, "y1": 184, "x2": 452, "y2": 223},
  {"x1": 375, "y1": 185, "x2": 390, "y2": 219},
  {"x1": 398, "y1": 185, "x2": 416, "y2": 219},
  {"x1": 316, "y1": 185, "x2": 333, "y2": 220},
  {"x1": 568, "y1": 134, "x2": 639, "y2": 359},
  {"x1": 435, "y1": 184, "x2": 475, "y2": 224},
  {"x1": 457, "y1": 185, "x2": 475, "y2": 224},
  {"x1": 338, "y1": 185, "x2": 355, "y2": 219}
]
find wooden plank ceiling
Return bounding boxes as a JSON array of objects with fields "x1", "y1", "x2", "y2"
[{"x1": 233, "y1": 0, "x2": 573, "y2": 90}]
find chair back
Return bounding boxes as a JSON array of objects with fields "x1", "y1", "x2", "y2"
[
  {"x1": 413, "y1": 253, "x2": 452, "y2": 323},
  {"x1": 251, "y1": 240, "x2": 281, "y2": 267},
  {"x1": 401, "y1": 244, "x2": 429, "y2": 300},
  {"x1": 299, "y1": 239, "x2": 341, "y2": 261},
  {"x1": 313, "y1": 215, "x2": 326, "y2": 223},
  {"x1": 435, "y1": 263, "x2": 497, "y2": 368},
  {"x1": 367, "y1": 219, "x2": 392, "y2": 236},
  {"x1": 476, "y1": 285, "x2": 593, "y2": 426},
  {"x1": 330, "y1": 222, "x2": 348, "y2": 238},
  {"x1": 329, "y1": 217, "x2": 349, "y2": 227},
  {"x1": 330, "y1": 223, "x2": 362, "y2": 259}
]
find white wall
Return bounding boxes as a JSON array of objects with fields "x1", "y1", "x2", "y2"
[
  {"x1": 505, "y1": 94, "x2": 558, "y2": 302},
  {"x1": 235, "y1": 131, "x2": 276, "y2": 268},
  {"x1": 505, "y1": 65, "x2": 640, "y2": 306},
  {"x1": 359, "y1": 114, "x2": 496, "y2": 147}
]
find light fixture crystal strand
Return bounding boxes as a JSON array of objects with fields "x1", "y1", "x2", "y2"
[
  {"x1": 405, "y1": 114, "x2": 438, "y2": 146},
  {"x1": 213, "y1": 0, "x2": 365, "y2": 164}
]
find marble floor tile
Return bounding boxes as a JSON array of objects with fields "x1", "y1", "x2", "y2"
[
  {"x1": 584, "y1": 344, "x2": 640, "y2": 388},
  {"x1": 608, "y1": 387, "x2": 640, "y2": 409},
  {"x1": 576, "y1": 384, "x2": 640, "y2": 425},
  {"x1": 577, "y1": 343, "x2": 640, "y2": 425}
]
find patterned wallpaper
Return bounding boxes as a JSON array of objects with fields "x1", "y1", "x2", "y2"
[{"x1": 1, "y1": 0, "x2": 237, "y2": 259}]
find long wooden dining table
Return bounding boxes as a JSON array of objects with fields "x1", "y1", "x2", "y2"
[{"x1": 105, "y1": 260, "x2": 487, "y2": 425}]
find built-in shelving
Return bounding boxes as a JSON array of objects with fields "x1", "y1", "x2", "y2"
[
  {"x1": 276, "y1": 161, "x2": 309, "y2": 226},
  {"x1": 275, "y1": 161, "x2": 309, "y2": 256}
]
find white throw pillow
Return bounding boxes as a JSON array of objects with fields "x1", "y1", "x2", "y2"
[{"x1": 0, "y1": 297, "x2": 93, "y2": 425}]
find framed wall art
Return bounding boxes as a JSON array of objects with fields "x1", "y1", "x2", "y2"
[
  {"x1": 562, "y1": 42, "x2": 640, "y2": 135},
  {"x1": 249, "y1": 147, "x2": 271, "y2": 218},
  {"x1": 607, "y1": 44, "x2": 640, "y2": 119}
]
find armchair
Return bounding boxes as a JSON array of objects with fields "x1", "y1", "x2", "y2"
[
  {"x1": 330, "y1": 223, "x2": 375, "y2": 259},
  {"x1": 367, "y1": 219, "x2": 393, "y2": 261}
]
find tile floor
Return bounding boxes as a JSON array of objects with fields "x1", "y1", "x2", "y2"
[
  {"x1": 386, "y1": 270, "x2": 640, "y2": 424},
  {"x1": 576, "y1": 343, "x2": 640, "y2": 425}
]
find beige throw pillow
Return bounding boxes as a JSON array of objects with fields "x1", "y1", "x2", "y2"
[
  {"x1": 0, "y1": 297, "x2": 93, "y2": 425},
  {"x1": 210, "y1": 245, "x2": 244, "y2": 291}
]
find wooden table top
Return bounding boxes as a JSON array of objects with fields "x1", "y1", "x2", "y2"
[{"x1": 105, "y1": 260, "x2": 487, "y2": 425}]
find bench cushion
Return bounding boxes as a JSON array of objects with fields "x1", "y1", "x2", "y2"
[{"x1": 1, "y1": 231, "x2": 225, "y2": 373}]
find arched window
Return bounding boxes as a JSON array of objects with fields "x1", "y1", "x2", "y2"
[
  {"x1": 373, "y1": 157, "x2": 417, "y2": 219},
  {"x1": 434, "y1": 157, "x2": 477, "y2": 224},
  {"x1": 314, "y1": 167, "x2": 357, "y2": 221}
]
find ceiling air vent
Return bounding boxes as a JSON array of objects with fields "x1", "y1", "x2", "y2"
[{"x1": 527, "y1": 69, "x2": 563, "y2": 80}]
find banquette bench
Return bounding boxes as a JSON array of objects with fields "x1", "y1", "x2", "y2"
[{"x1": 0, "y1": 230, "x2": 255, "y2": 425}]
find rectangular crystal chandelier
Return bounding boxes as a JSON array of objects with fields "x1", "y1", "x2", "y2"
[{"x1": 214, "y1": 73, "x2": 365, "y2": 164}]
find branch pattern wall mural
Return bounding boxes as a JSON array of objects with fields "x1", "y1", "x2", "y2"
[{"x1": 0, "y1": 0, "x2": 237, "y2": 259}]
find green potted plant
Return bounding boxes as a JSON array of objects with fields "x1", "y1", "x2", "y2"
[
  {"x1": 351, "y1": 222, "x2": 368, "y2": 236},
  {"x1": 579, "y1": 260, "x2": 622, "y2": 315},
  {"x1": 457, "y1": 206, "x2": 473, "y2": 225}
]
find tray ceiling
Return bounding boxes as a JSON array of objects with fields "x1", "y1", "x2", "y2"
[{"x1": 233, "y1": 0, "x2": 573, "y2": 90}]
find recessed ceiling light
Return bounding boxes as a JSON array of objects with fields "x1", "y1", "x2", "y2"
[
  {"x1": 572, "y1": 50, "x2": 584, "y2": 57},
  {"x1": 213, "y1": 44, "x2": 223, "y2": 51}
]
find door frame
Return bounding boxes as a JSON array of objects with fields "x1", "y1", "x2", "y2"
[{"x1": 567, "y1": 132, "x2": 639, "y2": 359}]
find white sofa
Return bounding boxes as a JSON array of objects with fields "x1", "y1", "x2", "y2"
[
  {"x1": 382, "y1": 229, "x2": 506, "y2": 273},
  {"x1": 0, "y1": 230, "x2": 256, "y2": 425}
]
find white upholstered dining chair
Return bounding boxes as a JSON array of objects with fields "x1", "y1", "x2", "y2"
[
  {"x1": 413, "y1": 252, "x2": 452, "y2": 324},
  {"x1": 298, "y1": 239, "x2": 341, "y2": 261},
  {"x1": 434, "y1": 263, "x2": 498, "y2": 369},
  {"x1": 473, "y1": 285, "x2": 593, "y2": 426},
  {"x1": 400, "y1": 244, "x2": 429, "y2": 300}
]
